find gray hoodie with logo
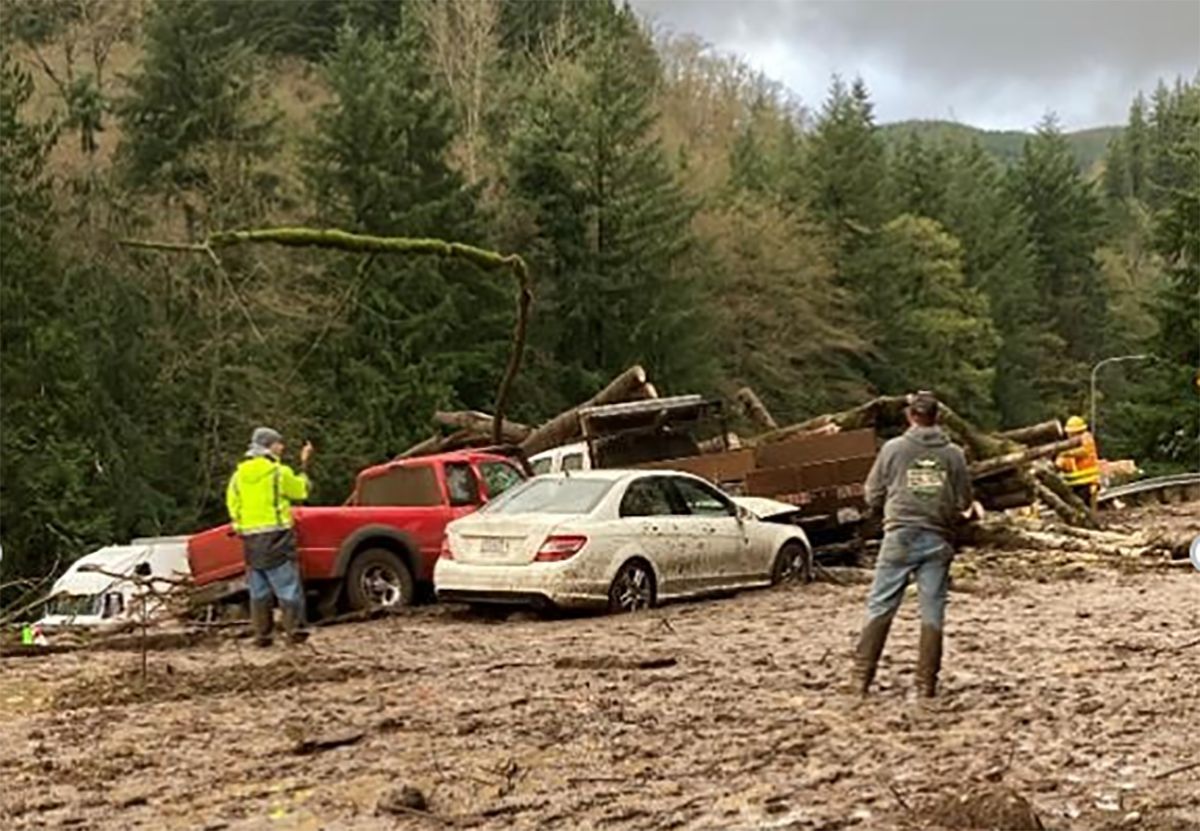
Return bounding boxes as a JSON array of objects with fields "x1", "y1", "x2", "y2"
[{"x1": 864, "y1": 426, "x2": 972, "y2": 537}]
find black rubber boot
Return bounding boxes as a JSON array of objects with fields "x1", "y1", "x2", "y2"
[
  {"x1": 281, "y1": 605, "x2": 309, "y2": 645},
  {"x1": 250, "y1": 600, "x2": 274, "y2": 647},
  {"x1": 850, "y1": 614, "x2": 894, "y2": 696},
  {"x1": 916, "y1": 624, "x2": 944, "y2": 698}
]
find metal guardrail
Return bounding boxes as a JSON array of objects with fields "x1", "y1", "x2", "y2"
[{"x1": 1098, "y1": 473, "x2": 1200, "y2": 504}]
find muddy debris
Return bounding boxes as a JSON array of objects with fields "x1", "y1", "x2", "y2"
[
  {"x1": 922, "y1": 785, "x2": 1045, "y2": 830},
  {"x1": 52, "y1": 657, "x2": 366, "y2": 709},
  {"x1": 553, "y1": 655, "x2": 678, "y2": 671},
  {"x1": 377, "y1": 784, "x2": 429, "y2": 815},
  {"x1": 290, "y1": 727, "x2": 366, "y2": 755}
]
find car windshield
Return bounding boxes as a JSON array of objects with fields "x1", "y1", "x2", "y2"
[{"x1": 483, "y1": 477, "x2": 613, "y2": 515}]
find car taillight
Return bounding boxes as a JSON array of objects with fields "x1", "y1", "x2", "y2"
[
  {"x1": 439, "y1": 537, "x2": 454, "y2": 560},
  {"x1": 535, "y1": 535, "x2": 587, "y2": 562}
]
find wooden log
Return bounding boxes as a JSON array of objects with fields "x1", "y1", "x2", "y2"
[
  {"x1": 1033, "y1": 464, "x2": 1098, "y2": 528},
  {"x1": 519, "y1": 366, "x2": 649, "y2": 457},
  {"x1": 432, "y1": 411, "x2": 530, "y2": 443},
  {"x1": 998, "y1": 420, "x2": 1064, "y2": 446},
  {"x1": 736, "y1": 387, "x2": 779, "y2": 431},
  {"x1": 969, "y1": 436, "x2": 1083, "y2": 480},
  {"x1": 757, "y1": 395, "x2": 1015, "y2": 461}
]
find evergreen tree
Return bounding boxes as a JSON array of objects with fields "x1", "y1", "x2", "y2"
[
  {"x1": 888, "y1": 131, "x2": 948, "y2": 219},
  {"x1": 804, "y1": 76, "x2": 887, "y2": 245},
  {"x1": 302, "y1": 25, "x2": 511, "y2": 492},
  {"x1": 937, "y1": 140, "x2": 1055, "y2": 425},
  {"x1": 505, "y1": 5, "x2": 711, "y2": 405},
  {"x1": 854, "y1": 215, "x2": 998, "y2": 422},
  {"x1": 1011, "y1": 115, "x2": 1109, "y2": 411},
  {"x1": 117, "y1": 0, "x2": 276, "y2": 191}
]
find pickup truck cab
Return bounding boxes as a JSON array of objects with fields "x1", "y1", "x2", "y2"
[{"x1": 187, "y1": 450, "x2": 526, "y2": 614}]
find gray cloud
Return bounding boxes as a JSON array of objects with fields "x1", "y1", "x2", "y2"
[{"x1": 632, "y1": 0, "x2": 1200, "y2": 129}]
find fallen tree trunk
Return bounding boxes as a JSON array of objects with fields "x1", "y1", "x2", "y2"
[
  {"x1": 736, "y1": 387, "x2": 778, "y2": 431},
  {"x1": 433, "y1": 411, "x2": 530, "y2": 443},
  {"x1": 969, "y1": 436, "x2": 1083, "y2": 480},
  {"x1": 757, "y1": 396, "x2": 1016, "y2": 461},
  {"x1": 520, "y1": 366, "x2": 650, "y2": 457},
  {"x1": 1032, "y1": 463, "x2": 1098, "y2": 528},
  {"x1": 998, "y1": 420, "x2": 1064, "y2": 446}
]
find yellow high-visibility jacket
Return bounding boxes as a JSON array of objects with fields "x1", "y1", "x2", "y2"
[{"x1": 226, "y1": 456, "x2": 310, "y2": 534}]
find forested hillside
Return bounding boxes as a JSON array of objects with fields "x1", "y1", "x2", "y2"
[
  {"x1": 879, "y1": 120, "x2": 1122, "y2": 170},
  {"x1": 1, "y1": 0, "x2": 1197, "y2": 585}
]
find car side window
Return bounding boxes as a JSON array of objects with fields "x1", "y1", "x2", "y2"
[
  {"x1": 530, "y1": 457, "x2": 552, "y2": 475},
  {"x1": 671, "y1": 477, "x2": 736, "y2": 518},
  {"x1": 479, "y1": 461, "x2": 524, "y2": 499},
  {"x1": 619, "y1": 478, "x2": 677, "y2": 517},
  {"x1": 445, "y1": 463, "x2": 481, "y2": 506},
  {"x1": 562, "y1": 452, "x2": 585, "y2": 471}
]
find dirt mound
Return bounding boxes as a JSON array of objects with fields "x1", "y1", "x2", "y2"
[
  {"x1": 53, "y1": 657, "x2": 365, "y2": 709},
  {"x1": 921, "y1": 785, "x2": 1044, "y2": 830}
]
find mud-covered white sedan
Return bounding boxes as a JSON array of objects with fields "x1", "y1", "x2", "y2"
[{"x1": 435, "y1": 470, "x2": 810, "y2": 613}]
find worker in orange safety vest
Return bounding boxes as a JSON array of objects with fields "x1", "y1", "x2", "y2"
[{"x1": 1056, "y1": 416, "x2": 1101, "y2": 509}]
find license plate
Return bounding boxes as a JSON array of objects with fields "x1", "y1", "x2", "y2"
[{"x1": 480, "y1": 537, "x2": 507, "y2": 556}]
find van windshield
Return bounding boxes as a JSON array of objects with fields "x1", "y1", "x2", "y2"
[{"x1": 47, "y1": 594, "x2": 100, "y2": 617}]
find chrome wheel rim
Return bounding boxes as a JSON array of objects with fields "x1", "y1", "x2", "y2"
[
  {"x1": 362, "y1": 565, "x2": 403, "y2": 607},
  {"x1": 613, "y1": 566, "x2": 652, "y2": 612}
]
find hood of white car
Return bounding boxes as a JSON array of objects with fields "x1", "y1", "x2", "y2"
[{"x1": 732, "y1": 496, "x2": 800, "y2": 522}]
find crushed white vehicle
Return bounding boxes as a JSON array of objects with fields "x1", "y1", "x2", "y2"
[
  {"x1": 37, "y1": 537, "x2": 190, "y2": 631},
  {"x1": 435, "y1": 470, "x2": 810, "y2": 613}
]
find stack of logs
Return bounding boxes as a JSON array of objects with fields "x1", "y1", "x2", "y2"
[
  {"x1": 738, "y1": 392, "x2": 1096, "y2": 528},
  {"x1": 398, "y1": 370, "x2": 1097, "y2": 529},
  {"x1": 397, "y1": 365, "x2": 658, "y2": 461}
]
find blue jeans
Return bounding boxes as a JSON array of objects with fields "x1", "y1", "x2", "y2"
[
  {"x1": 248, "y1": 558, "x2": 305, "y2": 617},
  {"x1": 865, "y1": 527, "x2": 953, "y2": 630}
]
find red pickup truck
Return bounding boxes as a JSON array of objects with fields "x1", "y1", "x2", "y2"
[{"x1": 187, "y1": 450, "x2": 526, "y2": 614}]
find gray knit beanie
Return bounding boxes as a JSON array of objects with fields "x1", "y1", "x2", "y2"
[{"x1": 247, "y1": 426, "x2": 283, "y2": 457}]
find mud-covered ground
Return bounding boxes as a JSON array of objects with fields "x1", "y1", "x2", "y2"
[{"x1": 2, "y1": 507, "x2": 1198, "y2": 831}]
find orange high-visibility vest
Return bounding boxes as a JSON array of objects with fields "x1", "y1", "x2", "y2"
[{"x1": 1056, "y1": 432, "x2": 1100, "y2": 486}]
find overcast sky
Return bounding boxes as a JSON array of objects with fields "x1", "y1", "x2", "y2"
[{"x1": 631, "y1": 0, "x2": 1200, "y2": 131}]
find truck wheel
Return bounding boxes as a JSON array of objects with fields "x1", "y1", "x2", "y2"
[{"x1": 345, "y1": 548, "x2": 414, "y2": 611}]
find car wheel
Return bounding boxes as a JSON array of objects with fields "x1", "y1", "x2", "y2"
[
  {"x1": 771, "y1": 541, "x2": 809, "y2": 585},
  {"x1": 608, "y1": 560, "x2": 656, "y2": 614},
  {"x1": 345, "y1": 548, "x2": 415, "y2": 611}
]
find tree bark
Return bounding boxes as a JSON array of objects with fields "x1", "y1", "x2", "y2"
[
  {"x1": 736, "y1": 387, "x2": 778, "y2": 431},
  {"x1": 1032, "y1": 464, "x2": 1098, "y2": 528},
  {"x1": 998, "y1": 420, "x2": 1065, "y2": 446},
  {"x1": 968, "y1": 436, "x2": 1083, "y2": 479},
  {"x1": 519, "y1": 366, "x2": 649, "y2": 457},
  {"x1": 433, "y1": 411, "x2": 530, "y2": 443},
  {"x1": 757, "y1": 395, "x2": 1016, "y2": 461}
]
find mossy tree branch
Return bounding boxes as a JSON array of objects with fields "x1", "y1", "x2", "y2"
[{"x1": 121, "y1": 228, "x2": 534, "y2": 445}]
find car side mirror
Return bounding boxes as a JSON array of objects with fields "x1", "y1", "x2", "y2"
[{"x1": 736, "y1": 505, "x2": 752, "y2": 523}]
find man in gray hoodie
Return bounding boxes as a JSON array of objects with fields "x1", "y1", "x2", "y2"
[{"x1": 851, "y1": 391, "x2": 973, "y2": 698}]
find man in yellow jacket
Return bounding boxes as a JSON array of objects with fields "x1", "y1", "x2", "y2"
[
  {"x1": 1056, "y1": 416, "x2": 1101, "y2": 509},
  {"x1": 227, "y1": 427, "x2": 313, "y2": 646}
]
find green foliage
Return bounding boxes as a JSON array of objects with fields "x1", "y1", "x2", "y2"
[
  {"x1": 302, "y1": 24, "x2": 513, "y2": 493},
  {"x1": 117, "y1": 0, "x2": 277, "y2": 189},
  {"x1": 505, "y1": 5, "x2": 712, "y2": 406},
  {"x1": 856, "y1": 215, "x2": 999, "y2": 422},
  {"x1": 880, "y1": 119, "x2": 1122, "y2": 170},
  {"x1": 1011, "y1": 116, "x2": 1110, "y2": 410}
]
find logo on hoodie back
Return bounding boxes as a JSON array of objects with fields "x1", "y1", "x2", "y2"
[{"x1": 905, "y1": 456, "x2": 948, "y2": 501}]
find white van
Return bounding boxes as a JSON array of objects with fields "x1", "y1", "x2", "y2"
[
  {"x1": 37, "y1": 537, "x2": 191, "y2": 630},
  {"x1": 528, "y1": 441, "x2": 592, "y2": 475}
]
